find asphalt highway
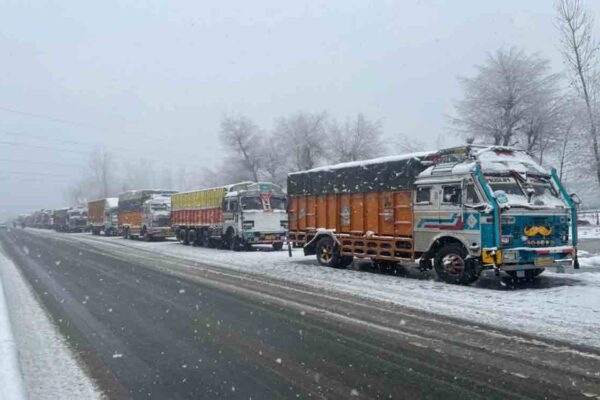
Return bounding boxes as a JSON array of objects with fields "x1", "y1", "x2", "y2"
[{"x1": 1, "y1": 228, "x2": 599, "y2": 399}]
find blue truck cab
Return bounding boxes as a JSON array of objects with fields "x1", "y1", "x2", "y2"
[{"x1": 413, "y1": 146, "x2": 578, "y2": 284}]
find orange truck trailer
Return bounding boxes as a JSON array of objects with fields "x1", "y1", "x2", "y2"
[
  {"x1": 87, "y1": 197, "x2": 119, "y2": 236},
  {"x1": 288, "y1": 146, "x2": 579, "y2": 284},
  {"x1": 118, "y1": 189, "x2": 177, "y2": 240}
]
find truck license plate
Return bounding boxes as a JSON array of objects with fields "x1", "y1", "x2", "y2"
[{"x1": 534, "y1": 257, "x2": 554, "y2": 266}]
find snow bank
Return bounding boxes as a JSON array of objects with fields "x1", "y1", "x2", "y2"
[
  {"x1": 0, "y1": 247, "x2": 102, "y2": 400},
  {"x1": 0, "y1": 260, "x2": 25, "y2": 400},
  {"x1": 579, "y1": 226, "x2": 600, "y2": 240}
]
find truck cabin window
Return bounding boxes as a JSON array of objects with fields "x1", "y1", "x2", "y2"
[
  {"x1": 241, "y1": 196, "x2": 262, "y2": 210},
  {"x1": 442, "y1": 185, "x2": 461, "y2": 204},
  {"x1": 416, "y1": 187, "x2": 431, "y2": 204},
  {"x1": 270, "y1": 197, "x2": 287, "y2": 210},
  {"x1": 465, "y1": 184, "x2": 480, "y2": 204},
  {"x1": 228, "y1": 199, "x2": 238, "y2": 212}
]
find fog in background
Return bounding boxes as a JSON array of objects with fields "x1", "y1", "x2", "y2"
[{"x1": 2, "y1": 0, "x2": 599, "y2": 219}]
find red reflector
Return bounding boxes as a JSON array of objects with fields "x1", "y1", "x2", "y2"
[{"x1": 537, "y1": 250, "x2": 550, "y2": 255}]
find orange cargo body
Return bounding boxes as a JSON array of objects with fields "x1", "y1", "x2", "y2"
[
  {"x1": 289, "y1": 191, "x2": 414, "y2": 262},
  {"x1": 87, "y1": 199, "x2": 105, "y2": 225},
  {"x1": 118, "y1": 211, "x2": 142, "y2": 231}
]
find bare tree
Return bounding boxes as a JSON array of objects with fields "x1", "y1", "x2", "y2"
[
  {"x1": 260, "y1": 135, "x2": 288, "y2": 187},
  {"x1": 274, "y1": 111, "x2": 328, "y2": 171},
  {"x1": 89, "y1": 147, "x2": 113, "y2": 198},
  {"x1": 556, "y1": 0, "x2": 600, "y2": 185},
  {"x1": 220, "y1": 115, "x2": 262, "y2": 182},
  {"x1": 327, "y1": 113, "x2": 384, "y2": 163},
  {"x1": 452, "y1": 47, "x2": 562, "y2": 147}
]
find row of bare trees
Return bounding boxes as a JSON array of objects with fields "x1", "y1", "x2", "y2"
[
  {"x1": 215, "y1": 111, "x2": 385, "y2": 187},
  {"x1": 64, "y1": 111, "x2": 387, "y2": 205},
  {"x1": 452, "y1": 0, "x2": 600, "y2": 202}
]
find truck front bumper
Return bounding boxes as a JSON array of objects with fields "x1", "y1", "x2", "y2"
[
  {"x1": 243, "y1": 231, "x2": 286, "y2": 244},
  {"x1": 481, "y1": 246, "x2": 576, "y2": 272},
  {"x1": 149, "y1": 227, "x2": 173, "y2": 237}
]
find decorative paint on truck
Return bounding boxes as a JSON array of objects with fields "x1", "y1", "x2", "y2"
[
  {"x1": 171, "y1": 181, "x2": 288, "y2": 251},
  {"x1": 288, "y1": 146, "x2": 578, "y2": 284},
  {"x1": 118, "y1": 189, "x2": 177, "y2": 240}
]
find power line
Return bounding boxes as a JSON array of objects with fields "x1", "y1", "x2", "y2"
[
  {"x1": 0, "y1": 140, "x2": 90, "y2": 155},
  {"x1": 0, "y1": 169, "x2": 77, "y2": 177},
  {"x1": 0, "y1": 158, "x2": 81, "y2": 168},
  {"x1": 0, "y1": 105, "x2": 99, "y2": 129}
]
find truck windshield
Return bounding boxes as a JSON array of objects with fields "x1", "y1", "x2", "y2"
[
  {"x1": 271, "y1": 197, "x2": 287, "y2": 210},
  {"x1": 486, "y1": 175, "x2": 565, "y2": 208},
  {"x1": 525, "y1": 177, "x2": 565, "y2": 207},
  {"x1": 241, "y1": 196, "x2": 263, "y2": 210}
]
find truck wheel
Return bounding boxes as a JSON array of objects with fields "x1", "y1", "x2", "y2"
[
  {"x1": 229, "y1": 236, "x2": 242, "y2": 251},
  {"x1": 187, "y1": 229, "x2": 198, "y2": 246},
  {"x1": 142, "y1": 228, "x2": 151, "y2": 242},
  {"x1": 178, "y1": 229, "x2": 189, "y2": 245},
  {"x1": 272, "y1": 242, "x2": 283, "y2": 251},
  {"x1": 315, "y1": 236, "x2": 346, "y2": 268},
  {"x1": 434, "y1": 244, "x2": 479, "y2": 285},
  {"x1": 123, "y1": 228, "x2": 129, "y2": 239},
  {"x1": 200, "y1": 230, "x2": 210, "y2": 247}
]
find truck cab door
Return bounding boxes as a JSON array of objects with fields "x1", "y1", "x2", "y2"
[
  {"x1": 413, "y1": 185, "x2": 439, "y2": 252},
  {"x1": 439, "y1": 184, "x2": 463, "y2": 230}
]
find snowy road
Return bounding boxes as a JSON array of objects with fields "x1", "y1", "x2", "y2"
[{"x1": 1, "y1": 228, "x2": 600, "y2": 399}]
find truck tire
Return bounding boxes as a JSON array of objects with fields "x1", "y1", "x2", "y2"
[
  {"x1": 434, "y1": 244, "x2": 479, "y2": 285},
  {"x1": 315, "y1": 236, "x2": 350, "y2": 268},
  {"x1": 272, "y1": 242, "x2": 283, "y2": 251},
  {"x1": 142, "y1": 227, "x2": 151, "y2": 242},
  {"x1": 123, "y1": 228, "x2": 129, "y2": 239},
  {"x1": 187, "y1": 229, "x2": 198, "y2": 246},
  {"x1": 200, "y1": 230, "x2": 210, "y2": 247},
  {"x1": 178, "y1": 229, "x2": 189, "y2": 245},
  {"x1": 229, "y1": 235, "x2": 242, "y2": 252}
]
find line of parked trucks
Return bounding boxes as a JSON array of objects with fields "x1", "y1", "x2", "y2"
[{"x1": 12, "y1": 145, "x2": 581, "y2": 284}]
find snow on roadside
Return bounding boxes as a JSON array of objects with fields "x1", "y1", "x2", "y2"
[
  {"x1": 0, "y1": 258, "x2": 26, "y2": 400},
  {"x1": 0, "y1": 246, "x2": 103, "y2": 400},
  {"x1": 579, "y1": 226, "x2": 600, "y2": 240},
  {"x1": 26, "y1": 229, "x2": 600, "y2": 349}
]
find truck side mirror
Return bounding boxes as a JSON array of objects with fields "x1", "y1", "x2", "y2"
[{"x1": 569, "y1": 193, "x2": 582, "y2": 205}]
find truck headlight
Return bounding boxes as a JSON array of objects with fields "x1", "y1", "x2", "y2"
[{"x1": 501, "y1": 235, "x2": 512, "y2": 245}]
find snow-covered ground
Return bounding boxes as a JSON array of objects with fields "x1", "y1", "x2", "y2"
[
  {"x1": 0, "y1": 246, "x2": 102, "y2": 400},
  {"x1": 0, "y1": 256, "x2": 25, "y2": 400},
  {"x1": 579, "y1": 225, "x2": 600, "y2": 240},
  {"x1": 30, "y1": 229, "x2": 600, "y2": 350}
]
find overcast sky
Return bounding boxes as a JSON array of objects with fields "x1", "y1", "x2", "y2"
[{"x1": 2, "y1": 0, "x2": 600, "y2": 218}]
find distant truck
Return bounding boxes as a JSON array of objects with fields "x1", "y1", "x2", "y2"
[
  {"x1": 118, "y1": 189, "x2": 177, "y2": 240},
  {"x1": 171, "y1": 181, "x2": 287, "y2": 251},
  {"x1": 88, "y1": 198, "x2": 119, "y2": 236},
  {"x1": 67, "y1": 207, "x2": 88, "y2": 233},
  {"x1": 53, "y1": 208, "x2": 70, "y2": 232},
  {"x1": 288, "y1": 146, "x2": 579, "y2": 284}
]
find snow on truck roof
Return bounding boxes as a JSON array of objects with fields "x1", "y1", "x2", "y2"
[
  {"x1": 287, "y1": 145, "x2": 548, "y2": 196},
  {"x1": 288, "y1": 151, "x2": 435, "y2": 175},
  {"x1": 418, "y1": 146, "x2": 548, "y2": 178}
]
